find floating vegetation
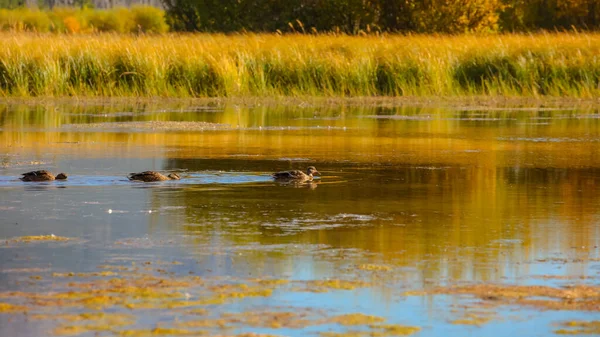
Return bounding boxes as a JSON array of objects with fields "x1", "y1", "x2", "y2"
[
  {"x1": 52, "y1": 271, "x2": 118, "y2": 278},
  {"x1": 370, "y1": 324, "x2": 421, "y2": 336},
  {"x1": 298, "y1": 279, "x2": 370, "y2": 292},
  {"x1": 218, "y1": 311, "x2": 316, "y2": 329},
  {"x1": 450, "y1": 313, "x2": 495, "y2": 326},
  {"x1": 356, "y1": 264, "x2": 392, "y2": 272},
  {"x1": 321, "y1": 323, "x2": 421, "y2": 337},
  {"x1": 407, "y1": 284, "x2": 600, "y2": 311},
  {"x1": 329, "y1": 313, "x2": 386, "y2": 326},
  {"x1": 0, "y1": 302, "x2": 28, "y2": 313},
  {"x1": 554, "y1": 321, "x2": 600, "y2": 335},
  {"x1": 5, "y1": 234, "x2": 71, "y2": 243},
  {"x1": 53, "y1": 325, "x2": 90, "y2": 336},
  {"x1": 0, "y1": 257, "x2": 405, "y2": 336},
  {"x1": 115, "y1": 327, "x2": 204, "y2": 336}
]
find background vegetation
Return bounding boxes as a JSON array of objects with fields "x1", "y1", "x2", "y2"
[
  {"x1": 1, "y1": 0, "x2": 600, "y2": 34},
  {"x1": 162, "y1": 0, "x2": 600, "y2": 33},
  {"x1": 1, "y1": 32, "x2": 599, "y2": 97},
  {"x1": 0, "y1": 6, "x2": 167, "y2": 33}
]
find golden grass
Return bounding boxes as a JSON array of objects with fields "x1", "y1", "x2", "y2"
[{"x1": 1, "y1": 32, "x2": 599, "y2": 97}]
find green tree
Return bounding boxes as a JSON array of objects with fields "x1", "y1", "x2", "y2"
[
  {"x1": 0, "y1": 0, "x2": 25, "y2": 9},
  {"x1": 411, "y1": 0, "x2": 501, "y2": 33}
]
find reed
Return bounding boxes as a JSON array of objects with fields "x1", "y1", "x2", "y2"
[{"x1": 1, "y1": 32, "x2": 599, "y2": 98}]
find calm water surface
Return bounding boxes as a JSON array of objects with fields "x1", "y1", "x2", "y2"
[{"x1": 1, "y1": 102, "x2": 600, "y2": 337}]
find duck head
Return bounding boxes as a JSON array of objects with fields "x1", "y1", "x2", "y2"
[
  {"x1": 306, "y1": 166, "x2": 320, "y2": 176},
  {"x1": 168, "y1": 173, "x2": 181, "y2": 180}
]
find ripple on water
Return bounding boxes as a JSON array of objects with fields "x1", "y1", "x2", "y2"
[
  {"x1": 497, "y1": 136, "x2": 600, "y2": 143},
  {"x1": 262, "y1": 213, "x2": 380, "y2": 234}
]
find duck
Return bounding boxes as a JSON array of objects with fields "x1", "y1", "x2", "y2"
[
  {"x1": 272, "y1": 166, "x2": 320, "y2": 181},
  {"x1": 128, "y1": 171, "x2": 180, "y2": 182},
  {"x1": 20, "y1": 170, "x2": 68, "y2": 182}
]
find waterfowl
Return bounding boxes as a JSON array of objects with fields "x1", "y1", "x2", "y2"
[
  {"x1": 20, "y1": 170, "x2": 68, "y2": 182},
  {"x1": 272, "y1": 166, "x2": 320, "y2": 181},
  {"x1": 128, "y1": 171, "x2": 180, "y2": 182}
]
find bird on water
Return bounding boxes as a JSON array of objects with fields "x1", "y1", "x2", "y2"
[
  {"x1": 20, "y1": 170, "x2": 68, "y2": 182},
  {"x1": 272, "y1": 166, "x2": 320, "y2": 181},
  {"x1": 128, "y1": 171, "x2": 181, "y2": 182}
]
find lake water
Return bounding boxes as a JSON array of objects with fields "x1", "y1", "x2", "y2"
[{"x1": 1, "y1": 101, "x2": 599, "y2": 337}]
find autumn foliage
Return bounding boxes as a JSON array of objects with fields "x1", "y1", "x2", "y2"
[{"x1": 162, "y1": 0, "x2": 600, "y2": 33}]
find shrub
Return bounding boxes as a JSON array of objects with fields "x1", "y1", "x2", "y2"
[
  {"x1": 130, "y1": 6, "x2": 168, "y2": 33},
  {"x1": 62, "y1": 16, "x2": 80, "y2": 33},
  {"x1": 48, "y1": 7, "x2": 84, "y2": 33},
  {"x1": 21, "y1": 9, "x2": 52, "y2": 32},
  {"x1": 86, "y1": 8, "x2": 128, "y2": 33},
  {"x1": 411, "y1": 0, "x2": 501, "y2": 33}
]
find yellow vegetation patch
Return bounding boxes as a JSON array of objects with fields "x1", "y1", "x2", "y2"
[
  {"x1": 210, "y1": 284, "x2": 274, "y2": 299},
  {"x1": 321, "y1": 323, "x2": 421, "y2": 337},
  {"x1": 175, "y1": 318, "x2": 229, "y2": 329},
  {"x1": 555, "y1": 321, "x2": 600, "y2": 335},
  {"x1": 0, "y1": 302, "x2": 28, "y2": 313},
  {"x1": 52, "y1": 271, "x2": 117, "y2": 278},
  {"x1": 320, "y1": 332, "x2": 368, "y2": 337},
  {"x1": 407, "y1": 284, "x2": 600, "y2": 312},
  {"x1": 450, "y1": 313, "x2": 494, "y2": 326},
  {"x1": 300, "y1": 279, "x2": 370, "y2": 292},
  {"x1": 7, "y1": 235, "x2": 71, "y2": 243},
  {"x1": 0, "y1": 260, "x2": 421, "y2": 336},
  {"x1": 329, "y1": 313, "x2": 386, "y2": 326},
  {"x1": 251, "y1": 279, "x2": 290, "y2": 287},
  {"x1": 116, "y1": 327, "x2": 205, "y2": 336},
  {"x1": 97, "y1": 265, "x2": 131, "y2": 271},
  {"x1": 220, "y1": 311, "x2": 315, "y2": 329},
  {"x1": 215, "y1": 332, "x2": 281, "y2": 337},
  {"x1": 53, "y1": 325, "x2": 89, "y2": 336},
  {"x1": 1, "y1": 268, "x2": 50, "y2": 273},
  {"x1": 357, "y1": 264, "x2": 392, "y2": 272},
  {"x1": 371, "y1": 324, "x2": 421, "y2": 335},
  {"x1": 31, "y1": 312, "x2": 134, "y2": 325}
]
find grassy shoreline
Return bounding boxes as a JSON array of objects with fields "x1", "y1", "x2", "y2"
[
  {"x1": 4, "y1": 96, "x2": 600, "y2": 111},
  {"x1": 1, "y1": 33, "x2": 600, "y2": 98}
]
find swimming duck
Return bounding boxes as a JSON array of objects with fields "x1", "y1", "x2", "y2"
[
  {"x1": 20, "y1": 170, "x2": 68, "y2": 182},
  {"x1": 128, "y1": 171, "x2": 180, "y2": 182},
  {"x1": 272, "y1": 166, "x2": 320, "y2": 181}
]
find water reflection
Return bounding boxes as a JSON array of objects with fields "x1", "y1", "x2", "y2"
[{"x1": 0, "y1": 102, "x2": 599, "y2": 337}]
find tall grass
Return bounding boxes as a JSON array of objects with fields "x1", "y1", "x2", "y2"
[{"x1": 1, "y1": 32, "x2": 599, "y2": 97}]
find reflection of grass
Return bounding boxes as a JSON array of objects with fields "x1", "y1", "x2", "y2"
[{"x1": 1, "y1": 33, "x2": 600, "y2": 97}]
